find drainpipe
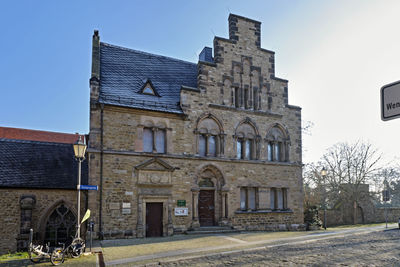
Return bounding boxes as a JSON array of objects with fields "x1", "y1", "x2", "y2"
[{"x1": 99, "y1": 103, "x2": 104, "y2": 239}]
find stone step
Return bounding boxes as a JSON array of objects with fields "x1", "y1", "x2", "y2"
[{"x1": 186, "y1": 226, "x2": 240, "y2": 235}]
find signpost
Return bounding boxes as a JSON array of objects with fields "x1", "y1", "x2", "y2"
[
  {"x1": 381, "y1": 80, "x2": 400, "y2": 121},
  {"x1": 78, "y1": 185, "x2": 98, "y2": 190}
]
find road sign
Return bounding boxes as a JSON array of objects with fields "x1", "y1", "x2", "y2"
[
  {"x1": 78, "y1": 185, "x2": 98, "y2": 190},
  {"x1": 381, "y1": 80, "x2": 400, "y2": 121}
]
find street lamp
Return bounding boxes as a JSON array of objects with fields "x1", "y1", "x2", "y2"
[
  {"x1": 321, "y1": 167, "x2": 327, "y2": 230},
  {"x1": 73, "y1": 135, "x2": 87, "y2": 239}
]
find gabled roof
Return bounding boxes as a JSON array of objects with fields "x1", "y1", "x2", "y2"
[
  {"x1": 0, "y1": 138, "x2": 88, "y2": 189},
  {"x1": 99, "y1": 43, "x2": 198, "y2": 114}
]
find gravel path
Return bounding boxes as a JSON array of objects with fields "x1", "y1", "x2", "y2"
[{"x1": 159, "y1": 229, "x2": 400, "y2": 267}]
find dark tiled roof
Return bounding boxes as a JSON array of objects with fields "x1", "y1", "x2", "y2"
[
  {"x1": 0, "y1": 139, "x2": 88, "y2": 189},
  {"x1": 99, "y1": 43, "x2": 198, "y2": 114}
]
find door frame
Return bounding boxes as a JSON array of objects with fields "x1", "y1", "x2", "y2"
[{"x1": 138, "y1": 196, "x2": 171, "y2": 238}]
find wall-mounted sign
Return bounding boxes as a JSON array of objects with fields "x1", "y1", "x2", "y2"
[
  {"x1": 174, "y1": 207, "x2": 188, "y2": 216},
  {"x1": 177, "y1": 200, "x2": 186, "y2": 207},
  {"x1": 122, "y1": 208, "x2": 131, "y2": 215},
  {"x1": 122, "y1": 202, "x2": 131, "y2": 208}
]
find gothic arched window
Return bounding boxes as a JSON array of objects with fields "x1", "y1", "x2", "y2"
[
  {"x1": 195, "y1": 114, "x2": 224, "y2": 157},
  {"x1": 234, "y1": 120, "x2": 260, "y2": 160},
  {"x1": 266, "y1": 125, "x2": 289, "y2": 162},
  {"x1": 44, "y1": 204, "x2": 76, "y2": 246}
]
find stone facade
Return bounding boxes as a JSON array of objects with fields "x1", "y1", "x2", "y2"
[
  {"x1": 0, "y1": 189, "x2": 86, "y2": 254},
  {"x1": 88, "y1": 14, "x2": 304, "y2": 239}
]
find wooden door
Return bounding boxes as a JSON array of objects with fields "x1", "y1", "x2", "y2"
[
  {"x1": 199, "y1": 190, "x2": 215, "y2": 226},
  {"x1": 146, "y1": 203, "x2": 163, "y2": 237}
]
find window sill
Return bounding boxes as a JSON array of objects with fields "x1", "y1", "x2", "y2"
[{"x1": 235, "y1": 209, "x2": 293, "y2": 214}]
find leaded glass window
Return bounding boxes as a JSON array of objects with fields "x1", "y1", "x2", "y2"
[{"x1": 44, "y1": 204, "x2": 76, "y2": 246}]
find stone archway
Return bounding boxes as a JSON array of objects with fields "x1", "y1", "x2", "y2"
[{"x1": 191, "y1": 164, "x2": 229, "y2": 228}]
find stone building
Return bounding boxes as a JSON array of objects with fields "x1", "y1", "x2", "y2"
[
  {"x1": 88, "y1": 14, "x2": 303, "y2": 239},
  {"x1": 0, "y1": 127, "x2": 88, "y2": 254}
]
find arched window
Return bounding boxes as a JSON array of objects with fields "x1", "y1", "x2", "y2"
[
  {"x1": 44, "y1": 204, "x2": 76, "y2": 246},
  {"x1": 234, "y1": 119, "x2": 260, "y2": 160},
  {"x1": 195, "y1": 114, "x2": 224, "y2": 157},
  {"x1": 266, "y1": 125, "x2": 289, "y2": 162}
]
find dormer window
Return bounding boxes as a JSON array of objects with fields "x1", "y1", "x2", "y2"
[
  {"x1": 140, "y1": 79, "x2": 159, "y2": 96},
  {"x1": 143, "y1": 86, "x2": 155, "y2": 95}
]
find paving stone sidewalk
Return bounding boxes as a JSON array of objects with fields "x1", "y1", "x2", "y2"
[{"x1": 98, "y1": 224, "x2": 396, "y2": 266}]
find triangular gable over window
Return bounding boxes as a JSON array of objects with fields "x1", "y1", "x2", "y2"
[{"x1": 140, "y1": 79, "x2": 160, "y2": 96}]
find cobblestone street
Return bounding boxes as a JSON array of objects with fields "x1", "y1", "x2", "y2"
[{"x1": 158, "y1": 229, "x2": 400, "y2": 267}]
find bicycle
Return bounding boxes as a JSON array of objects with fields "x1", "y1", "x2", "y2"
[
  {"x1": 28, "y1": 228, "x2": 51, "y2": 264},
  {"x1": 51, "y1": 230, "x2": 86, "y2": 265}
]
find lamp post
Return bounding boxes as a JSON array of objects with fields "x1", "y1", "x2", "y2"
[
  {"x1": 321, "y1": 167, "x2": 327, "y2": 230},
  {"x1": 73, "y1": 135, "x2": 87, "y2": 239}
]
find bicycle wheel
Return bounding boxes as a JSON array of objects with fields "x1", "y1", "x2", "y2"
[
  {"x1": 70, "y1": 238, "x2": 85, "y2": 258},
  {"x1": 28, "y1": 246, "x2": 42, "y2": 263},
  {"x1": 50, "y1": 248, "x2": 64, "y2": 266}
]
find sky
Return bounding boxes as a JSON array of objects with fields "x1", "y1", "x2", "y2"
[{"x1": 0, "y1": 0, "x2": 399, "y2": 165}]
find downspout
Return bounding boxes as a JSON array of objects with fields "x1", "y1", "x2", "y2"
[{"x1": 99, "y1": 103, "x2": 104, "y2": 239}]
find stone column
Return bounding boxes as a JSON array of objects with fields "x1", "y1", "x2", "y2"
[
  {"x1": 136, "y1": 197, "x2": 144, "y2": 237},
  {"x1": 167, "y1": 200, "x2": 174, "y2": 236},
  {"x1": 191, "y1": 188, "x2": 200, "y2": 229},
  {"x1": 219, "y1": 187, "x2": 230, "y2": 226}
]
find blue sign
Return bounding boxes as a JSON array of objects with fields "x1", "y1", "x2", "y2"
[{"x1": 79, "y1": 185, "x2": 98, "y2": 190}]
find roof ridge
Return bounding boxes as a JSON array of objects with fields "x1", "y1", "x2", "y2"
[
  {"x1": 0, "y1": 138, "x2": 72, "y2": 147},
  {"x1": 101, "y1": 42, "x2": 198, "y2": 66}
]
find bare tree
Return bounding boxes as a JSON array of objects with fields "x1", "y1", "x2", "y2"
[{"x1": 321, "y1": 141, "x2": 382, "y2": 224}]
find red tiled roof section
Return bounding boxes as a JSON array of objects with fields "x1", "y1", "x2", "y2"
[{"x1": 0, "y1": 126, "x2": 81, "y2": 144}]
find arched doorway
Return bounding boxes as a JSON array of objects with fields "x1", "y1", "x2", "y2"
[
  {"x1": 198, "y1": 178, "x2": 215, "y2": 226},
  {"x1": 44, "y1": 203, "x2": 76, "y2": 246},
  {"x1": 192, "y1": 165, "x2": 229, "y2": 228}
]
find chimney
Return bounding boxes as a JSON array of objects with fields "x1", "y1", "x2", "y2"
[
  {"x1": 90, "y1": 30, "x2": 100, "y2": 101},
  {"x1": 91, "y1": 30, "x2": 100, "y2": 79},
  {"x1": 199, "y1": 47, "x2": 214, "y2": 63}
]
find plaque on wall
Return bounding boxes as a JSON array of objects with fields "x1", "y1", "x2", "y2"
[
  {"x1": 177, "y1": 200, "x2": 186, "y2": 207},
  {"x1": 122, "y1": 202, "x2": 131, "y2": 208},
  {"x1": 122, "y1": 208, "x2": 131, "y2": 215},
  {"x1": 174, "y1": 207, "x2": 188, "y2": 216}
]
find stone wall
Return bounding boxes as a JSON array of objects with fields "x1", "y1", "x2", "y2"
[
  {"x1": 323, "y1": 207, "x2": 400, "y2": 227},
  {"x1": 0, "y1": 189, "x2": 86, "y2": 255}
]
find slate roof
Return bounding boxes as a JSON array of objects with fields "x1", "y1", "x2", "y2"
[
  {"x1": 99, "y1": 42, "x2": 198, "y2": 114},
  {"x1": 0, "y1": 138, "x2": 88, "y2": 189}
]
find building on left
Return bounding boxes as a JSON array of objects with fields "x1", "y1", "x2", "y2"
[{"x1": 0, "y1": 127, "x2": 88, "y2": 254}]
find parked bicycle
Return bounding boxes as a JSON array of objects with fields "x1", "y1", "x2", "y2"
[
  {"x1": 28, "y1": 228, "x2": 51, "y2": 263},
  {"x1": 50, "y1": 231, "x2": 85, "y2": 265},
  {"x1": 28, "y1": 228, "x2": 86, "y2": 265}
]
